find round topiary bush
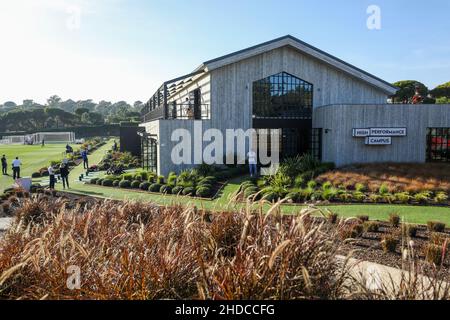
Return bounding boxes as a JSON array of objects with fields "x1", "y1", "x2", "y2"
[
  {"x1": 102, "y1": 179, "x2": 113, "y2": 187},
  {"x1": 148, "y1": 183, "x2": 162, "y2": 192},
  {"x1": 200, "y1": 176, "x2": 216, "y2": 185},
  {"x1": 90, "y1": 178, "x2": 98, "y2": 185},
  {"x1": 139, "y1": 182, "x2": 151, "y2": 190},
  {"x1": 112, "y1": 180, "x2": 120, "y2": 187},
  {"x1": 182, "y1": 187, "x2": 195, "y2": 196},
  {"x1": 172, "y1": 186, "x2": 184, "y2": 195},
  {"x1": 197, "y1": 182, "x2": 213, "y2": 190},
  {"x1": 160, "y1": 185, "x2": 172, "y2": 194},
  {"x1": 96, "y1": 179, "x2": 103, "y2": 185},
  {"x1": 286, "y1": 192, "x2": 300, "y2": 203},
  {"x1": 119, "y1": 180, "x2": 131, "y2": 189},
  {"x1": 31, "y1": 172, "x2": 41, "y2": 178},
  {"x1": 131, "y1": 180, "x2": 141, "y2": 189},
  {"x1": 196, "y1": 186, "x2": 212, "y2": 198}
]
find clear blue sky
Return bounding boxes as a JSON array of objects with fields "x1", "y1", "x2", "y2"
[{"x1": 1, "y1": 0, "x2": 449, "y2": 104}]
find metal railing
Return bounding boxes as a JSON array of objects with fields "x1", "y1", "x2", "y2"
[{"x1": 142, "y1": 103, "x2": 210, "y2": 122}]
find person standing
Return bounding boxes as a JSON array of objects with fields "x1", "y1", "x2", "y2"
[
  {"x1": 113, "y1": 140, "x2": 118, "y2": 152},
  {"x1": 12, "y1": 157, "x2": 21, "y2": 180},
  {"x1": 41, "y1": 138, "x2": 45, "y2": 147},
  {"x1": 48, "y1": 165, "x2": 55, "y2": 189},
  {"x1": 60, "y1": 162, "x2": 70, "y2": 189},
  {"x1": 81, "y1": 149, "x2": 89, "y2": 169},
  {"x1": 1, "y1": 155, "x2": 7, "y2": 175},
  {"x1": 247, "y1": 149, "x2": 258, "y2": 177}
]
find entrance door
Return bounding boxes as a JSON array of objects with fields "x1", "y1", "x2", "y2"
[{"x1": 280, "y1": 128, "x2": 309, "y2": 159}]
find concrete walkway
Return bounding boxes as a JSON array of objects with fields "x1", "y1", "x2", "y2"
[{"x1": 0, "y1": 217, "x2": 13, "y2": 232}]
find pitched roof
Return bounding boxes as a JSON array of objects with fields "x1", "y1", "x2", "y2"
[{"x1": 197, "y1": 35, "x2": 397, "y2": 95}]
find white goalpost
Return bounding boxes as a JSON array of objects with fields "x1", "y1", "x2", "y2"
[{"x1": 0, "y1": 132, "x2": 76, "y2": 145}]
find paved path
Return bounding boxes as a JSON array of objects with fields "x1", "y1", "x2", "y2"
[{"x1": 0, "y1": 217, "x2": 13, "y2": 232}]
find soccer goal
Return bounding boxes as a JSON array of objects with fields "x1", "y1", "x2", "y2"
[{"x1": 33, "y1": 132, "x2": 76, "y2": 144}]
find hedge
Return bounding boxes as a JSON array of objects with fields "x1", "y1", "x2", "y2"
[
  {"x1": 119, "y1": 180, "x2": 131, "y2": 188},
  {"x1": 149, "y1": 183, "x2": 162, "y2": 192},
  {"x1": 131, "y1": 180, "x2": 141, "y2": 189}
]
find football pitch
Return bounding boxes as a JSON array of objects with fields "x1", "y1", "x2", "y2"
[{"x1": 0, "y1": 143, "x2": 68, "y2": 192}]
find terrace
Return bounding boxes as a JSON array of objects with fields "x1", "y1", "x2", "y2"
[{"x1": 141, "y1": 69, "x2": 210, "y2": 122}]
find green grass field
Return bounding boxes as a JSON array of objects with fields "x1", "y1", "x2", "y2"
[
  {"x1": 2, "y1": 140, "x2": 450, "y2": 225},
  {"x1": 0, "y1": 143, "x2": 68, "y2": 192}
]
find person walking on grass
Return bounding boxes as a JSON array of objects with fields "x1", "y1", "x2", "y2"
[
  {"x1": 59, "y1": 162, "x2": 70, "y2": 189},
  {"x1": 1, "y1": 155, "x2": 7, "y2": 175},
  {"x1": 48, "y1": 164, "x2": 55, "y2": 190},
  {"x1": 12, "y1": 157, "x2": 21, "y2": 180},
  {"x1": 41, "y1": 139, "x2": 45, "y2": 147},
  {"x1": 81, "y1": 149, "x2": 89, "y2": 169}
]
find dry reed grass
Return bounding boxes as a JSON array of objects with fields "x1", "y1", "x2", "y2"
[{"x1": 0, "y1": 195, "x2": 449, "y2": 300}]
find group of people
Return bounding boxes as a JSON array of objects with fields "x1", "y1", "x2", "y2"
[
  {"x1": 1, "y1": 155, "x2": 22, "y2": 179},
  {"x1": 48, "y1": 160, "x2": 70, "y2": 190}
]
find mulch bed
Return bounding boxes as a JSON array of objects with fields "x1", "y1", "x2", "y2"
[{"x1": 334, "y1": 220, "x2": 450, "y2": 281}]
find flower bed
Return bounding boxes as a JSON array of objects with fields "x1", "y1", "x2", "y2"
[
  {"x1": 236, "y1": 156, "x2": 450, "y2": 207},
  {"x1": 87, "y1": 164, "x2": 247, "y2": 200}
]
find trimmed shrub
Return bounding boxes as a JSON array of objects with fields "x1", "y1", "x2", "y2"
[
  {"x1": 112, "y1": 180, "x2": 120, "y2": 187},
  {"x1": 200, "y1": 176, "x2": 217, "y2": 185},
  {"x1": 90, "y1": 178, "x2": 99, "y2": 185},
  {"x1": 167, "y1": 173, "x2": 177, "y2": 187},
  {"x1": 96, "y1": 179, "x2": 103, "y2": 185},
  {"x1": 339, "y1": 222, "x2": 364, "y2": 240},
  {"x1": 434, "y1": 192, "x2": 449, "y2": 204},
  {"x1": 149, "y1": 183, "x2": 162, "y2": 193},
  {"x1": 389, "y1": 213, "x2": 401, "y2": 227},
  {"x1": 294, "y1": 176, "x2": 304, "y2": 188},
  {"x1": 414, "y1": 191, "x2": 432, "y2": 204},
  {"x1": 196, "y1": 186, "x2": 212, "y2": 198},
  {"x1": 379, "y1": 184, "x2": 389, "y2": 195},
  {"x1": 119, "y1": 180, "x2": 131, "y2": 189},
  {"x1": 139, "y1": 182, "x2": 151, "y2": 190},
  {"x1": 157, "y1": 176, "x2": 165, "y2": 184},
  {"x1": 394, "y1": 192, "x2": 411, "y2": 204},
  {"x1": 322, "y1": 181, "x2": 333, "y2": 190},
  {"x1": 364, "y1": 221, "x2": 380, "y2": 233},
  {"x1": 31, "y1": 172, "x2": 41, "y2": 178},
  {"x1": 355, "y1": 183, "x2": 366, "y2": 192},
  {"x1": 427, "y1": 221, "x2": 446, "y2": 233},
  {"x1": 172, "y1": 186, "x2": 184, "y2": 195},
  {"x1": 307, "y1": 180, "x2": 317, "y2": 189},
  {"x1": 160, "y1": 185, "x2": 172, "y2": 194},
  {"x1": 321, "y1": 188, "x2": 338, "y2": 201},
  {"x1": 102, "y1": 179, "x2": 113, "y2": 187},
  {"x1": 353, "y1": 191, "x2": 366, "y2": 202},
  {"x1": 182, "y1": 187, "x2": 195, "y2": 196},
  {"x1": 131, "y1": 180, "x2": 141, "y2": 189},
  {"x1": 381, "y1": 235, "x2": 398, "y2": 253},
  {"x1": 122, "y1": 174, "x2": 133, "y2": 181}
]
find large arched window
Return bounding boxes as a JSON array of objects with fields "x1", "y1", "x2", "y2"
[{"x1": 252, "y1": 72, "x2": 313, "y2": 119}]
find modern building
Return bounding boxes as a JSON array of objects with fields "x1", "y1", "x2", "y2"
[{"x1": 139, "y1": 35, "x2": 450, "y2": 176}]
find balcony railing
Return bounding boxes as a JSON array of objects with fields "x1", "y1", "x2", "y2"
[{"x1": 142, "y1": 103, "x2": 210, "y2": 122}]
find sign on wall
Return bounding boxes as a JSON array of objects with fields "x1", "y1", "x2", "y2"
[
  {"x1": 352, "y1": 128, "x2": 370, "y2": 137},
  {"x1": 365, "y1": 136, "x2": 392, "y2": 145},
  {"x1": 369, "y1": 128, "x2": 407, "y2": 137},
  {"x1": 353, "y1": 127, "x2": 406, "y2": 146}
]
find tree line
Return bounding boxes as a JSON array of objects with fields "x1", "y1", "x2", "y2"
[
  {"x1": 0, "y1": 96, "x2": 143, "y2": 132},
  {"x1": 391, "y1": 80, "x2": 450, "y2": 104}
]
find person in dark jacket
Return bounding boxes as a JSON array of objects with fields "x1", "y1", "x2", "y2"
[
  {"x1": 59, "y1": 163, "x2": 70, "y2": 189},
  {"x1": 1, "y1": 155, "x2": 7, "y2": 175},
  {"x1": 81, "y1": 149, "x2": 89, "y2": 169}
]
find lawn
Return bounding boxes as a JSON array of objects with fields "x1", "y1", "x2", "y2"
[{"x1": 0, "y1": 143, "x2": 68, "y2": 193}]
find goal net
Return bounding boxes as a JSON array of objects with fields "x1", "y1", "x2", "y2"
[
  {"x1": 0, "y1": 132, "x2": 76, "y2": 145},
  {"x1": 33, "y1": 132, "x2": 76, "y2": 144}
]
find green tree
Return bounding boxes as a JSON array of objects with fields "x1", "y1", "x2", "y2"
[
  {"x1": 430, "y1": 81, "x2": 450, "y2": 98},
  {"x1": 75, "y1": 107, "x2": 90, "y2": 116},
  {"x1": 47, "y1": 95, "x2": 62, "y2": 108},
  {"x1": 391, "y1": 80, "x2": 428, "y2": 103}
]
